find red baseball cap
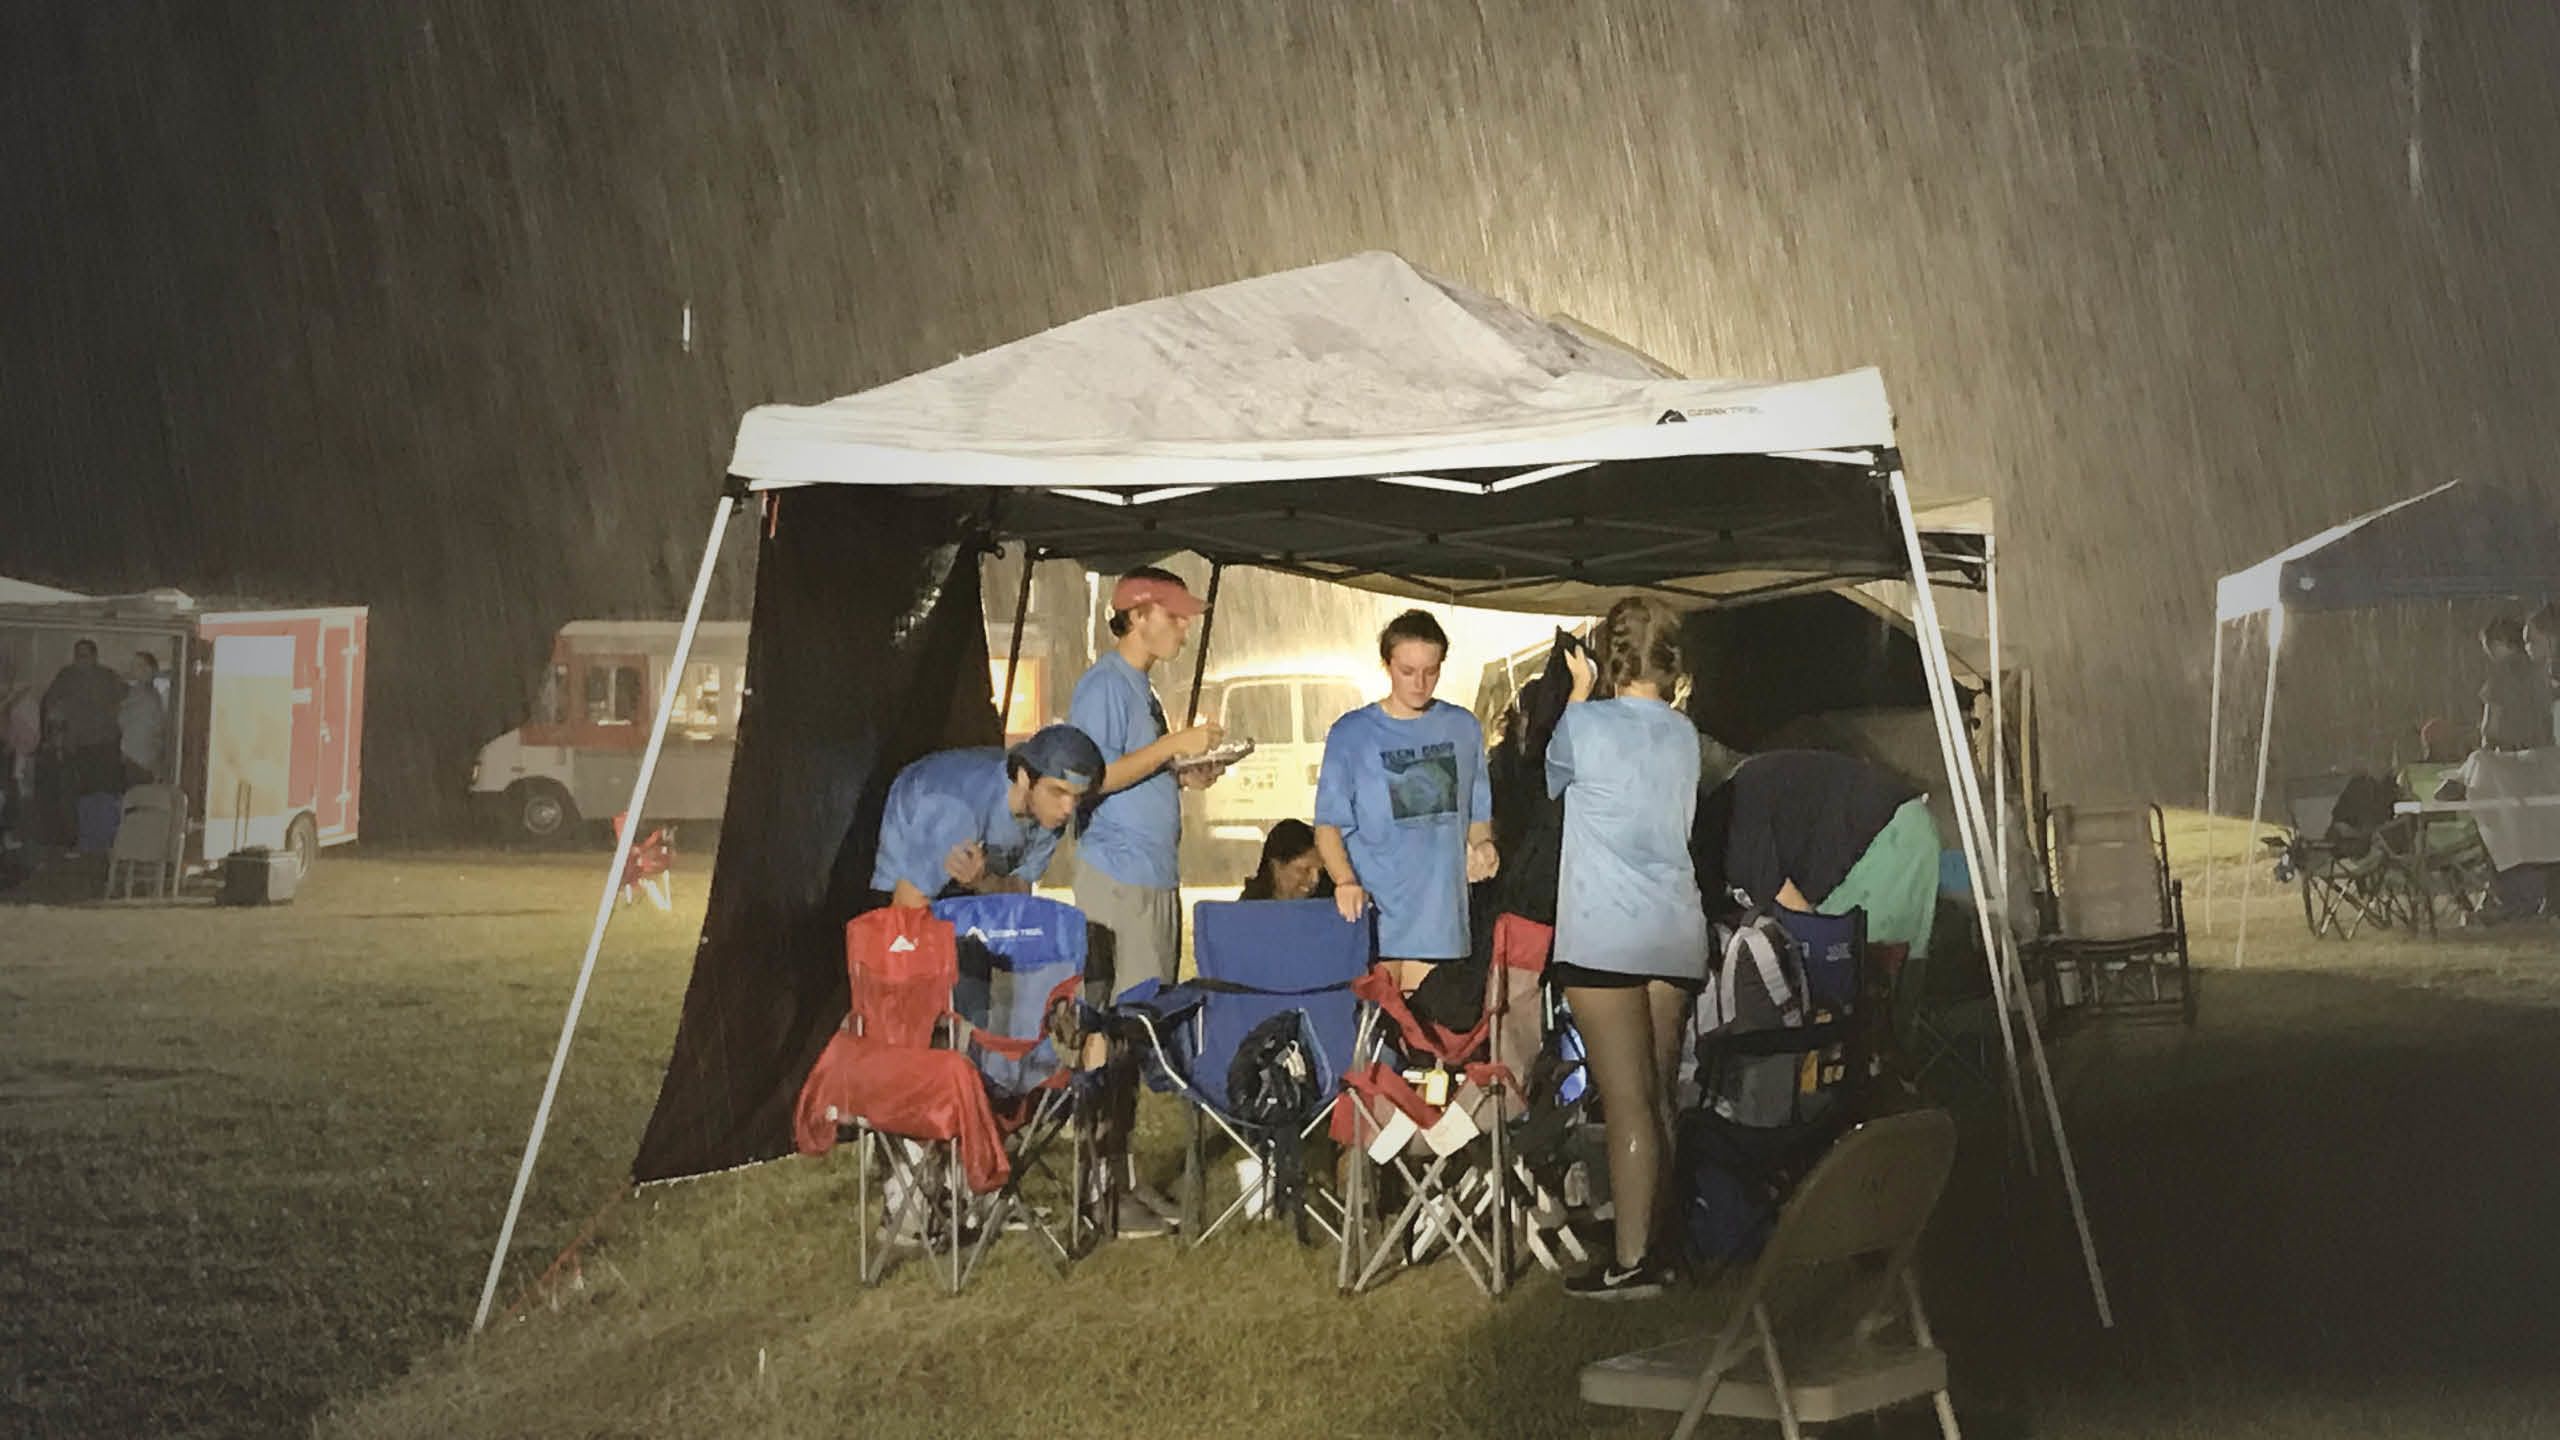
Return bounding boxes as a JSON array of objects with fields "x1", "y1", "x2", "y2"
[{"x1": 1109, "y1": 573, "x2": 1206, "y2": 618}]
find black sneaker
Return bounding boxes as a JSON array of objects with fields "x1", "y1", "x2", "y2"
[{"x1": 1565, "y1": 1259, "x2": 1671, "y2": 1301}]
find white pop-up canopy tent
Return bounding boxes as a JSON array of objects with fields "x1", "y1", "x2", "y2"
[
  {"x1": 2204, "y1": 479, "x2": 2560, "y2": 962},
  {"x1": 474, "y1": 252, "x2": 2106, "y2": 1328}
]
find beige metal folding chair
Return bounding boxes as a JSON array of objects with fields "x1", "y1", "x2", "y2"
[
  {"x1": 105, "y1": 785, "x2": 186, "y2": 900},
  {"x1": 2035, "y1": 803, "x2": 2194, "y2": 1024},
  {"x1": 1579, "y1": 1108, "x2": 1961, "y2": 1440}
]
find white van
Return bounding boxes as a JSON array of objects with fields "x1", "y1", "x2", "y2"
[
  {"x1": 473, "y1": 618, "x2": 1064, "y2": 842},
  {"x1": 1180, "y1": 669, "x2": 1371, "y2": 867},
  {"x1": 472, "y1": 621, "x2": 751, "y2": 840}
]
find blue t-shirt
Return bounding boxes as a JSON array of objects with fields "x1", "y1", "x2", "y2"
[
  {"x1": 1546, "y1": 697, "x2": 1709, "y2": 979},
  {"x1": 1314, "y1": 701, "x2": 1491, "y2": 960},
  {"x1": 870, "y1": 748, "x2": 1060, "y2": 897},
  {"x1": 1068, "y1": 653, "x2": 1179, "y2": 890}
]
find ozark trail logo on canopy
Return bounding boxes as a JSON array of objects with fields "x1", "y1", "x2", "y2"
[{"x1": 1656, "y1": 409, "x2": 1687, "y2": 424}]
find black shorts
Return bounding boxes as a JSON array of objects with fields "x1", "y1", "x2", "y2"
[{"x1": 1548, "y1": 960, "x2": 1703, "y2": 994}]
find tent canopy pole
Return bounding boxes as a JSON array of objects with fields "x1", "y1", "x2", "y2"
[
  {"x1": 998, "y1": 546, "x2": 1036, "y2": 730},
  {"x1": 1893, "y1": 470, "x2": 2114, "y2": 1327},
  {"x1": 1988, "y1": 536, "x2": 2009, "y2": 900},
  {"x1": 1183, "y1": 560, "x2": 1226, "y2": 726},
  {"x1": 1891, "y1": 491, "x2": 2034, "y2": 1158},
  {"x1": 2203, "y1": 616, "x2": 2228, "y2": 930},
  {"x1": 2234, "y1": 608, "x2": 2285, "y2": 968},
  {"x1": 473, "y1": 494, "x2": 738, "y2": 1334}
]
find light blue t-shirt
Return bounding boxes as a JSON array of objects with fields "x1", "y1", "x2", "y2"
[
  {"x1": 1068, "y1": 652, "x2": 1179, "y2": 891},
  {"x1": 1547, "y1": 697, "x2": 1708, "y2": 980},
  {"x1": 1314, "y1": 701, "x2": 1491, "y2": 960},
  {"x1": 870, "y1": 748, "x2": 1060, "y2": 897}
]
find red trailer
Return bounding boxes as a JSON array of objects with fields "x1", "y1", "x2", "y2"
[
  {"x1": 0, "y1": 586, "x2": 367, "y2": 876},
  {"x1": 191, "y1": 607, "x2": 368, "y2": 871}
]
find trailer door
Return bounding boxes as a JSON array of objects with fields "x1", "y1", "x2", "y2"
[
  {"x1": 316, "y1": 618, "x2": 357, "y2": 840},
  {"x1": 203, "y1": 633, "x2": 295, "y2": 862}
]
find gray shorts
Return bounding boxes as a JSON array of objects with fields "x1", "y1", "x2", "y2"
[{"x1": 1073, "y1": 865, "x2": 1181, "y2": 1001}]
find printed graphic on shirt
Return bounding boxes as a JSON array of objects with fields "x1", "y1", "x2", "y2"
[
  {"x1": 1383, "y1": 742, "x2": 1461, "y2": 825},
  {"x1": 1145, "y1": 694, "x2": 1168, "y2": 740}
]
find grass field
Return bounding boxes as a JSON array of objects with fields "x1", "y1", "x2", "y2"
[{"x1": 5, "y1": 821, "x2": 2560, "y2": 1438}]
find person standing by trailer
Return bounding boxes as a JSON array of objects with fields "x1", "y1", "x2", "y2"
[
  {"x1": 1546, "y1": 598, "x2": 1710, "y2": 1301},
  {"x1": 869, "y1": 725, "x2": 1104, "y2": 909},
  {"x1": 1069, "y1": 566, "x2": 1227, "y2": 1236},
  {"x1": 1313, "y1": 609, "x2": 1499, "y2": 990},
  {"x1": 41, "y1": 638, "x2": 125, "y2": 844},
  {"x1": 117, "y1": 652, "x2": 166, "y2": 787}
]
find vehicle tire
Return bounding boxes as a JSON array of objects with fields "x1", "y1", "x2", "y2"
[
  {"x1": 284, "y1": 813, "x2": 320, "y2": 880},
  {"x1": 508, "y1": 781, "x2": 579, "y2": 846}
]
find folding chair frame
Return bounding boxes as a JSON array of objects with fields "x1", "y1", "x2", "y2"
[
  {"x1": 2035, "y1": 804, "x2": 2195, "y2": 1027},
  {"x1": 1580, "y1": 1110, "x2": 1962, "y2": 1440},
  {"x1": 955, "y1": 1080, "x2": 1091, "y2": 1282},
  {"x1": 854, "y1": 1124, "x2": 968, "y2": 1293},
  {"x1": 1119, "y1": 997, "x2": 1353, "y2": 1249},
  {"x1": 1335, "y1": 970, "x2": 1524, "y2": 1299},
  {"x1": 2382, "y1": 815, "x2": 2499, "y2": 934},
  {"x1": 1338, "y1": 1065, "x2": 1513, "y2": 1297}
]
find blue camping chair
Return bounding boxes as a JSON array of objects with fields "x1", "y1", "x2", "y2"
[
  {"x1": 1112, "y1": 898, "x2": 1371, "y2": 1246},
  {"x1": 930, "y1": 893, "x2": 1100, "y2": 1283}
]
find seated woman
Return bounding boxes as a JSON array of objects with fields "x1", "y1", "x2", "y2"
[{"x1": 1239, "y1": 819, "x2": 1331, "y2": 901}]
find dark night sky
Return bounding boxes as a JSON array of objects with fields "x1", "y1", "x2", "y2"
[{"x1": 7, "y1": 1, "x2": 2559, "y2": 831}]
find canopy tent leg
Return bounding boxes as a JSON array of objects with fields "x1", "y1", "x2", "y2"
[
  {"x1": 998, "y1": 546, "x2": 1036, "y2": 729},
  {"x1": 472, "y1": 494, "x2": 738, "y2": 1334},
  {"x1": 1890, "y1": 486, "x2": 2034, "y2": 1164},
  {"x1": 2233, "y1": 610, "x2": 2285, "y2": 968},
  {"x1": 1182, "y1": 560, "x2": 1226, "y2": 726},
  {"x1": 1893, "y1": 471, "x2": 2113, "y2": 1327},
  {"x1": 1988, "y1": 537, "x2": 2009, "y2": 902},
  {"x1": 2203, "y1": 617, "x2": 2227, "y2": 931}
]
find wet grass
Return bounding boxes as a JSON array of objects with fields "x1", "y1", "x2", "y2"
[{"x1": 5, "y1": 828, "x2": 2559, "y2": 1437}]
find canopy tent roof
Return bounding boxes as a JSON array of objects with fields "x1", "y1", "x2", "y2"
[
  {"x1": 2214, "y1": 479, "x2": 2560, "y2": 623},
  {"x1": 0, "y1": 574, "x2": 88, "y2": 605},
  {"x1": 730, "y1": 252, "x2": 1986, "y2": 611}
]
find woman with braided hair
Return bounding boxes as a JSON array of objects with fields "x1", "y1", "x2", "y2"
[{"x1": 1546, "y1": 595, "x2": 1709, "y2": 1301}]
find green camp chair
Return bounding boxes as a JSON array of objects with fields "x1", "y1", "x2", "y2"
[{"x1": 2391, "y1": 762, "x2": 2497, "y2": 932}]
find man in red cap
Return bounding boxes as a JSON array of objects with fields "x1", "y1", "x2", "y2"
[{"x1": 1069, "y1": 564, "x2": 1226, "y2": 1235}]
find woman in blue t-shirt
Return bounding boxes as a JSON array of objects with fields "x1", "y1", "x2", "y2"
[
  {"x1": 1547, "y1": 596, "x2": 1708, "y2": 1301},
  {"x1": 1312, "y1": 609, "x2": 1498, "y2": 990}
]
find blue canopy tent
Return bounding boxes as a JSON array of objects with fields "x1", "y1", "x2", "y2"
[{"x1": 2205, "y1": 479, "x2": 2560, "y2": 960}]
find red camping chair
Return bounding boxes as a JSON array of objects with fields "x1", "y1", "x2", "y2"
[
  {"x1": 1336, "y1": 913, "x2": 1551, "y2": 1298},
  {"x1": 794, "y1": 907, "x2": 1010, "y2": 1292},
  {"x1": 613, "y1": 812, "x2": 675, "y2": 911}
]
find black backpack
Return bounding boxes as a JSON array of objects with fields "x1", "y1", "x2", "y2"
[{"x1": 1226, "y1": 1010, "x2": 1324, "y2": 1242}]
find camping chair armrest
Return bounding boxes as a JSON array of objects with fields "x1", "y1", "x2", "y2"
[{"x1": 1102, "y1": 997, "x2": 1214, "y2": 1104}]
